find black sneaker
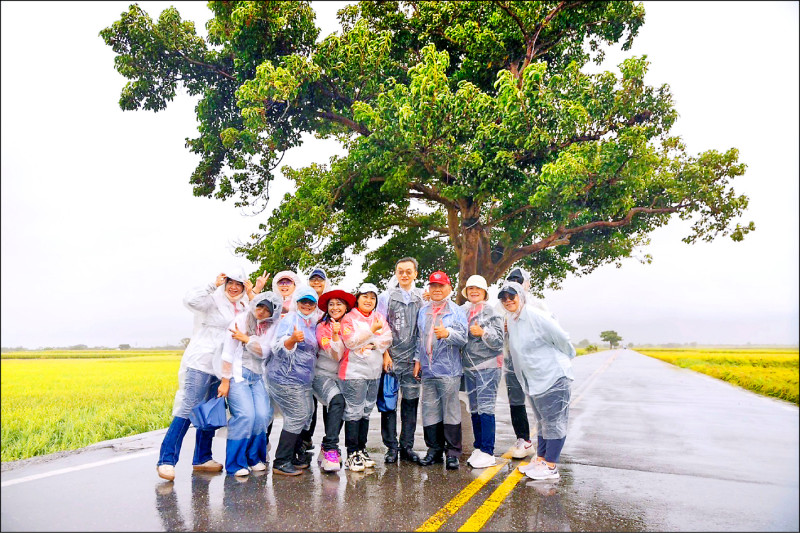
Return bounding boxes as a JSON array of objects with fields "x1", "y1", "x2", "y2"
[
  {"x1": 446, "y1": 456, "x2": 459, "y2": 470},
  {"x1": 272, "y1": 461, "x2": 302, "y2": 476},
  {"x1": 292, "y1": 452, "x2": 312, "y2": 469},
  {"x1": 384, "y1": 448, "x2": 399, "y2": 464},
  {"x1": 399, "y1": 447, "x2": 421, "y2": 464},
  {"x1": 419, "y1": 451, "x2": 444, "y2": 466}
]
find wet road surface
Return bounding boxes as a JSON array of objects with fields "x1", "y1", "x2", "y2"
[{"x1": 2, "y1": 350, "x2": 798, "y2": 531}]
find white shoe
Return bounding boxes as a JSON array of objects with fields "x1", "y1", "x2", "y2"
[
  {"x1": 511, "y1": 438, "x2": 534, "y2": 459},
  {"x1": 466, "y1": 449, "x2": 481, "y2": 466},
  {"x1": 525, "y1": 462, "x2": 560, "y2": 480},
  {"x1": 469, "y1": 450, "x2": 497, "y2": 469},
  {"x1": 157, "y1": 464, "x2": 175, "y2": 481},
  {"x1": 193, "y1": 459, "x2": 224, "y2": 472},
  {"x1": 518, "y1": 455, "x2": 542, "y2": 473},
  {"x1": 234, "y1": 468, "x2": 250, "y2": 477},
  {"x1": 250, "y1": 462, "x2": 267, "y2": 472}
]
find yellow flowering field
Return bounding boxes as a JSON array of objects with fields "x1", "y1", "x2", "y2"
[
  {"x1": 638, "y1": 348, "x2": 799, "y2": 405},
  {"x1": 1, "y1": 353, "x2": 182, "y2": 462}
]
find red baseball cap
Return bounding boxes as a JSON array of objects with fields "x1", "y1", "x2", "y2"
[{"x1": 428, "y1": 271, "x2": 451, "y2": 285}]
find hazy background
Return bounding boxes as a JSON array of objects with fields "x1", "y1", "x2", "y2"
[{"x1": 2, "y1": 1, "x2": 797, "y2": 348}]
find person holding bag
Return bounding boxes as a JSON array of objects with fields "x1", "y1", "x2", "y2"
[{"x1": 216, "y1": 291, "x2": 282, "y2": 476}]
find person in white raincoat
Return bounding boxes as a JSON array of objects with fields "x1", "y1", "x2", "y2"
[
  {"x1": 494, "y1": 266, "x2": 553, "y2": 459},
  {"x1": 157, "y1": 267, "x2": 252, "y2": 481},
  {"x1": 339, "y1": 283, "x2": 393, "y2": 472},
  {"x1": 313, "y1": 286, "x2": 356, "y2": 472},
  {"x1": 499, "y1": 281, "x2": 576, "y2": 481},
  {"x1": 460, "y1": 275, "x2": 505, "y2": 469},
  {"x1": 267, "y1": 285, "x2": 319, "y2": 476},
  {"x1": 297, "y1": 266, "x2": 332, "y2": 460},
  {"x1": 216, "y1": 291, "x2": 283, "y2": 476},
  {"x1": 412, "y1": 271, "x2": 468, "y2": 470}
]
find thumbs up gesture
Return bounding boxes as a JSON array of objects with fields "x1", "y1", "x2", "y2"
[
  {"x1": 469, "y1": 322, "x2": 485, "y2": 337},
  {"x1": 291, "y1": 324, "x2": 305, "y2": 344},
  {"x1": 331, "y1": 318, "x2": 341, "y2": 337},
  {"x1": 434, "y1": 318, "x2": 449, "y2": 339},
  {"x1": 371, "y1": 319, "x2": 383, "y2": 334}
]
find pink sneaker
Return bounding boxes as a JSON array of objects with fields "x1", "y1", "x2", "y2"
[{"x1": 320, "y1": 449, "x2": 341, "y2": 472}]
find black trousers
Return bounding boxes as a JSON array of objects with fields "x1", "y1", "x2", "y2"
[
  {"x1": 381, "y1": 397, "x2": 419, "y2": 450},
  {"x1": 423, "y1": 421, "x2": 462, "y2": 457},
  {"x1": 321, "y1": 394, "x2": 345, "y2": 452}
]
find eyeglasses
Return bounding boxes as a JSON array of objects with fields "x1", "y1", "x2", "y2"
[
  {"x1": 499, "y1": 293, "x2": 517, "y2": 302},
  {"x1": 277, "y1": 279, "x2": 294, "y2": 286}
]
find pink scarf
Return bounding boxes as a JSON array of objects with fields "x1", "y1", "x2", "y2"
[{"x1": 425, "y1": 301, "x2": 448, "y2": 357}]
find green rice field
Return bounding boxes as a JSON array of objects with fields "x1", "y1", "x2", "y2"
[
  {"x1": 637, "y1": 347, "x2": 799, "y2": 405},
  {"x1": 1, "y1": 351, "x2": 182, "y2": 462}
]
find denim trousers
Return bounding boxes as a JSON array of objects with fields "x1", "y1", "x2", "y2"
[
  {"x1": 225, "y1": 367, "x2": 273, "y2": 473},
  {"x1": 158, "y1": 368, "x2": 220, "y2": 466}
]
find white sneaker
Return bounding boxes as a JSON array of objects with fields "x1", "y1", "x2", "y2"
[
  {"x1": 466, "y1": 449, "x2": 481, "y2": 466},
  {"x1": 157, "y1": 464, "x2": 175, "y2": 481},
  {"x1": 345, "y1": 451, "x2": 365, "y2": 472},
  {"x1": 250, "y1": 462, "x2": 267, "y2": 472},
  {"x1": 359, "y1": 450, "x2": 376, "y2": 468},
  {"x1": 511, "y1": 438, "x2": 534, "y2": 458},
  {"x1": 518, "y1": 455, "x2": 542, "y2": 473},
  {"x1": 525, "y1": 461, "x2": 559, "y2": 480},
  {"x1": 469, "y1": 450, "x2": 497, "y2": 469},
  {"x1": 234, "y1": 468, "x2": 250, "y2": 477}
]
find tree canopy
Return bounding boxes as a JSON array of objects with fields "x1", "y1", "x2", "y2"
[
  {"x1": 101, "y1": 1, "x2": 753, "y2": 300},
  {"x1": 600, "y1": 330, "x2": 622, "y2": 349}
]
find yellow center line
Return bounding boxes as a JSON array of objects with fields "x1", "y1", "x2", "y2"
[
  {"x1": 457, "y1": 460, "x2": 531, "y2": 532},
  {"x1": 455, "y1": 351, "x2": 619, "y2": 531},
  {"x1": 415, "y1": 450, "x2": 514, "y2": 532}
]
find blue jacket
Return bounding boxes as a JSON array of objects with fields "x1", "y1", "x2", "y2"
[{"x1": 268, "y1": 311, "x2": 318, "y2": 386}]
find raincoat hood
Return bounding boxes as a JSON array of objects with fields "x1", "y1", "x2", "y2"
[
  {"x1": 498, "y1": 281, "x2": 527, "y2": 321},
  {"x1": 272, "y1": 270, "x2": 303, "y2": 294},
  {"x1": 506, "y1": 267, "x2": 531, "y2": 293},
  {"x1": 306, "y1": 266, "x2": 332, "y2": 295},
  {"x1": 249, "y1": 291, "x2": 283, "y2": 321}
]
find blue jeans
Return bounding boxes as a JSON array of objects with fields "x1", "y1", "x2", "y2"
[
  {"x1": 225, "y1": 368, "x2": 273, "y2": 473},
  {"x1": 465, "y1": 367, "x2": 501, "y2": 455},
  {"x1": 158, "y1": 368, "x2": 220, "y2": 467}
]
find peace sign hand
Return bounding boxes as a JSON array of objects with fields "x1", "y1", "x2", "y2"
[
  {"x1": 229, "y1": 323, "x2": 249, "y2": 344},
  {"x1": 254, "y1": 271, "x2": 270, "y2": 293}
]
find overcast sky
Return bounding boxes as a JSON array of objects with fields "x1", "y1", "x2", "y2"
[{"x1": 1, "y1": 1, "x2": 797, "y2": 348}]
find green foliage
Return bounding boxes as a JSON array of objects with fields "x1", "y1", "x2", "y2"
[
  {"x1": 586, "y1": 344, "x2": 599, "y2": 353},
  {"x1": 102, "y1": 2, "x2": 752, "y2": 296},
  {"x1": 600, "y1": 330, "x2": 622, "y2": 348}
]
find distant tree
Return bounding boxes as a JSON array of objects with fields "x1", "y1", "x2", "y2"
[
  {"x1": 100, "y1": 1, "x2": 753, "y2": 303},
  {"x1": 180, "y1": 338, "x2": 191, "y2": 349},
  {"x1": 69, "y1": 344, "x2": 89, "y2": 350},
  {"x1": 600, "y1": 330, "x2": 622, "y2": 349},
  {"x1": 119, "y1": 344, "x2": 132, "y2": 350},
  {"x1": 576, "y1": 338, "x2": 590, "y2": 348},
  {"x1": 586, "y1": 344, "x2": 598, "y2": 353}
]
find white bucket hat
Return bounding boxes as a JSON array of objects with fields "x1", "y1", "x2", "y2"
[{"x1": 461, "y1": 275, "x2": 489, "y2": 300}]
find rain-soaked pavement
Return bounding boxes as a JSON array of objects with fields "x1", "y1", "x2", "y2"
[{"x1": 2, "y1": 350, "x2": 798, "y2": 531}]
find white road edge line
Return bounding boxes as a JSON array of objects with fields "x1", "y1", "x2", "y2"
[{"x1": 1, "y1": 449, "x2": 159, "y2": 487}]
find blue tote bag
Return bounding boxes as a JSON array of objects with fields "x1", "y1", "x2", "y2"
[
  {"x1": 189, "y1": 396, "x2": 228, "y2": 431},
  {"x1": 376, "y1": 371, "x2": 399, "y2": 412}
]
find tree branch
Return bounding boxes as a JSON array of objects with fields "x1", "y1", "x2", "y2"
[
  {"x1": 172, "y1": 49, "x2": 236, "y2": 81},
  {"x1": 314, "y1": 110, "x2": 371, "y2": 136}
]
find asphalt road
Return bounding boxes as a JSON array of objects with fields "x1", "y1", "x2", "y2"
[{"x1": 2, "y1": 349, "x2": 797, "y2": 531}]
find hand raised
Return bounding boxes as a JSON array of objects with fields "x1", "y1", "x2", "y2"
[
  {"x1": 229, "y1": 323, "x2": 249, "y2": 344},
  {"x1": 215, "y1": 273, "x2": 227, "y2": 287},
  {"x1": 434, "y1": 318, "x2": 449, "y2": 339},
  {"x1": 371, "y1": 319, "x2": 383, "y2": 334},
  {"x1": 254, "y1": 270, "x2": 270, "y2": 292},
  {"x1": 331, "y1": 318, "x2": 341, "y2": 335},
  {"x1": 469, "y1": 323, "x2": 484, "y2": 337},
  {"x1": 291, "y1": 324, "x2": 305, "y2": 344}
]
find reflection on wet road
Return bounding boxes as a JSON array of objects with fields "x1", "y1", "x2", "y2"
[{"x1": 2, "y1": 350, "x2": 798, "y2": 531}]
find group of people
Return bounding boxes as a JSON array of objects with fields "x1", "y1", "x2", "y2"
[{"x1": 155, "y1": 257, "x2": 576, "y2": 483}]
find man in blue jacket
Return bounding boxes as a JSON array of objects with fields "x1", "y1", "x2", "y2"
[{"x1": 413, "y1": 271, "x2": 468, "y2": 469}]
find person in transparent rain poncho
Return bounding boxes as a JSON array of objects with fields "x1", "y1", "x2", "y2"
[
  {"x1": 156, "y1": 267, "x2": 268, "y2": 481},
  {"x1": 459, "y1": 275, "x2": 505, "y2": 469},
  {"x1": 339, "y1": 283, "x2": 393, "y2": 472},
  {"x1": 216, "y1": 291, "x2": 283, "y2": 476},
  {"x1": 499, "y1": 281, "x2": 576, "y2": 481},
  {"x1": 296, "y1": 267, "x2": 331, "y2": 462},
  {"x1": 412, "y1": 271, "x2": 468, "y2": 470},
  {"x1": 267, "y1": 285, "x2": 319, "y2": 476},
  {"x1": 313, "y1": 287, "x2": 356, "y2": 472},
  {"x1": 376, "y1": 257, "x2": 426, "y2": 465},
  {"x1": 272, "y1": 270, "x2": 303, "y2": 318},
  {"x1": 493, "y1": 266, "x2": 553, "y2": 459}
]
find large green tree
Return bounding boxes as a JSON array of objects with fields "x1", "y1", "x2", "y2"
[{"x1": 101, "y1": 1, "x2": 753, "y2": 300}]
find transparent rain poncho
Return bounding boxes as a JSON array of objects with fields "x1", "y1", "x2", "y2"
[
  {"x1": 460, "y1": 300, "x2": 504, "y2": 415},
  {"x1": 313, "y1": 317, "x2": 347, "y2": 406},
  {"x1": 377, "y1": 275, "x2": 426, "y2": 364},
  {"x1": 339, "y1": 306, "x2": 393, "y2": 380},
  {"x1": 494, "y1": 266, "x2": 553, "y2": 317},
  {"x1": 414, "y1": 298, "x2": 468, "y2": 426},
  {"x1": 217, "y1": 291, "x2": 283, "y2": 381},
  {"x1": 501, "y1": 281, "x2": 575, "y2": 438},
  {"x1": 171, "y1": 278, "x2": 249, "y2": 417},
  {"x1": 265, "y1": 287, "x2": 319, "y2": 433}
]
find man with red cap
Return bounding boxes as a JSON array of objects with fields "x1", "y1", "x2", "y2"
[{"x1": 413, "y1": 271, "x2": 468, "y2": 469}]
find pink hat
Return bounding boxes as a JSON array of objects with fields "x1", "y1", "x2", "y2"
[{"x1": 428, "y1": 270, "x2": 451, "y2": 286}]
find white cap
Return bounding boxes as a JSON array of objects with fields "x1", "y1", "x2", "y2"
[
  {"x1": 461, "y1": 275, "x2": 489, "y2": 300},
  {"x1": 357, "y1": 282, "x2": 380, "y2": 296}
]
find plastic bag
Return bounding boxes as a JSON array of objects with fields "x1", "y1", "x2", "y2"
[
  {"x1": 376, "y1": 371, "x2": 399, "y2": 412},
  {"x1": 189, "y1": 396, "x2": 228, "y2": 431}
]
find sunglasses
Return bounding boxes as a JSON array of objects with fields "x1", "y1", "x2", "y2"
[{"x1": 277, "y1": 279, "x2": 294, "y2": 286}]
